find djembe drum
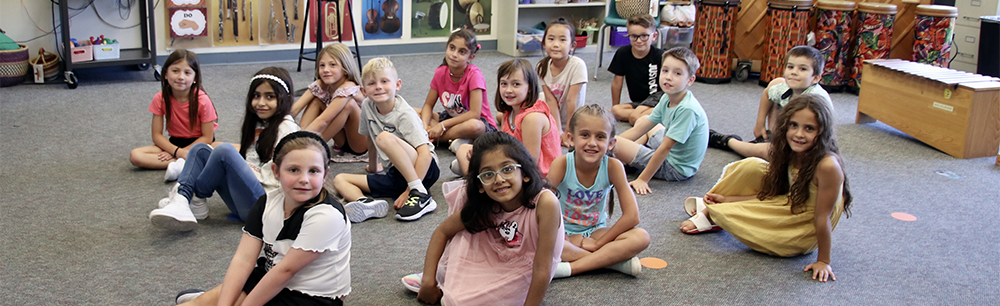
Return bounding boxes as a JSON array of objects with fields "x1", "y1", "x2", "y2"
[
  {"x1": 912, "y1": 5, "x2": 958, "y2": 67},
  {"x1": 692, "y1": 0, "x2": 741, "y2": 83},
  {"x1": 759, "y1": 0, "x2": 812, "y2": 86},
  {"x1": 813, "y1": 0, "x2": 856, "y2": 92},
  {"x1": 847, "y1": 2, "x2": 896, "y2": 92}
]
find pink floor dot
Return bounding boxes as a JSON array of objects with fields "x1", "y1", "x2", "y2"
[{"x1": 891, "y1": 212, "x2": 917, "y2": 222}]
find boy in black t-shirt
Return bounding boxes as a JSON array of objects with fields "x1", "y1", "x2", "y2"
[{"x1": 609, "y1": 14, "x2": 664, "y2": 126}]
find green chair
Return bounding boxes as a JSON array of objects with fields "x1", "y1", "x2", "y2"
[{"x1": 595, "y1": 0, "x2": 659, "y2": 79}]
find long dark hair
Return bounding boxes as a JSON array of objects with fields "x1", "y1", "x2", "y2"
[
  {"x1": 440, "y1": 29, "x2": 479, "y2": 67},
  {"x1": 461, "y1": 132, "x2": 556, "y2": 233},
  {"x1": 758, "y1": 94, "x2": 853, "y2": 217},
  {"x1": 239, "y1": 67, "x2": 295, "y2": 164},
  {"x1": 161, "y1": 49, "x2": 207, "y2": 130},
  {"x1": 495, "y1": 59, "x2": 540, "y2": 116},
  {"x1": 535, "y1": 18, "x2": 576, "y2": 81}
]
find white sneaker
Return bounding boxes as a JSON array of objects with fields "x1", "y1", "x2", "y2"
[
  {"x1": 344, "y1": 197, "x2": 389, "y2": 223},
  {"x1": 157, "y1": 197, "x2": 171, "y2": 208},
  {"x1": 149, "y1": 196, "x2": 198, "y2": 231},
  {"x1": 190, "y1": 197, "x2": 208, "y2": 220},
  {"x1": 166, "y1": 183, "x2": 180, "y2": 199},
  {"x1": 164, "y1": 158, "x2": 185, "y2": 182},
  {"x1": 450, "y1": 159, "x2": 463, "y2": 176},
  {"x1": 175, "y1": 289, "x2": 204, "y2": 304},
  {"x1": 448, "y1": 139, "x2": 469, "y2": 153}
]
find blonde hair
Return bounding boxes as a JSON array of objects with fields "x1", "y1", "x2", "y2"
[
  {"x1": 361, "y1": 57, "x2": 397, "y2": 82},
  {"x1": 316, "y1": 43, "x2": 361, "y2": 86}
]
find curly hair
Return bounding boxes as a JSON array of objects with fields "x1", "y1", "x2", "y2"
[{"x1": 758, "y1": 94, "x2": 852, "y2": 217}]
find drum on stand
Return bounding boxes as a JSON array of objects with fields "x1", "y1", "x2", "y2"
[
  {"x1": 759, "y1": 0, "x2": 812, "y2": 86},
  {"x1": 692, "y1": 0, "x2": 741, "y2": 83},
  {"x1": 847, "y1": 2, "x2": 896, "y2": 93},
  {"x1": 813, "y1": 0, "x2": 856, "y2": 92},
  {"x1": 429, "y1": 1, "x2": 449, "y2": 30},
  {"x1": 912, "y1": 5, "x2": 958, "y2": 67}
]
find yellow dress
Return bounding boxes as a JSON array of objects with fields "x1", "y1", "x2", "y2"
[{"x1": 704, "y1": 157, "x2": 844, "y2": 257}]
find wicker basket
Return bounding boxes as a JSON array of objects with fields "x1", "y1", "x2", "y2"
[
  {"x1": 0, "y1": 43, "x2": 29, "y2": 87},
  {"x1": 30, "y1": 48, "x2": 60, "y2": 81},
  {"x1": 616, "y1": 0, "x2": 650, "y2": 19}
]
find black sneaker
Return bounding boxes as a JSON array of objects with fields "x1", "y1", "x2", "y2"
[
  {"x1": 395, "y1": 189, "x2": 437, "y2": 221},
  {"x1": 708, "y1": 129, "x2": 741, "y2": 152},
  {"x1": 344, "y1": 197, "x2": 389, "y2": 223}
]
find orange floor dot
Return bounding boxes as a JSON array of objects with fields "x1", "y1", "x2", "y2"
[
  {"x1": 891, "y1": 212, "x2": 917, "y2": 222},
  {"x1": 639, "y1": 257, "x2": 667, "y2": 269}
]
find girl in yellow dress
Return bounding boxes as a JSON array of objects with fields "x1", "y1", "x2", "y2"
[{"x1": 680, "y1": 93, "x2": 853, "y2": 282}]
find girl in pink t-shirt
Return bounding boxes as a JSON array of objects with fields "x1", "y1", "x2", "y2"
[
  {"x1": 419, "y1": 29, "x2": 497, "y2": 152},
  {"x1": 403, "y1": 132, "x2": 563, "y2": 306},
  {"x1": 454, "y1": 59, "x2": 560, "y2": 177},
  {"x1": 130, "y1": 49, "x2": 218, "y2": 171}
]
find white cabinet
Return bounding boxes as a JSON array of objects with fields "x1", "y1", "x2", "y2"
[
  {"x1": 950, "y1": 0, "x2": 1000, "y2": 73},
  {"x1": 496, "y1": 2, "x2": 608, "y2": 57}
]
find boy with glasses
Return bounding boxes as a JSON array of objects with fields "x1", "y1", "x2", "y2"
[{"x1": 609, "y1": 14, "x2": 664, "y2": 126}]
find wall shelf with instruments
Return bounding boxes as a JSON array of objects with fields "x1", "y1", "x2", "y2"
[{"x1": 496, "y1": 1, "x2": 608, "y2": 57}]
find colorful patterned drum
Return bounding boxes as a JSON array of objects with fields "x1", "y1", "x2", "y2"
[
  {"x1": 813, "y1": 0, "x2": 856, "y2": 92},
  {"x1": 692, "y1": 0, "x2": 741, "y2": 83},
  {"x1": 847, "y1": 3, "x2": 897, "y2": 92},
  {"x1": 759, "y1": 0, "x2": 812, "y2": 86},
  {"x1": 912, "y1": 5, "x2": 958, "y2": 67}
]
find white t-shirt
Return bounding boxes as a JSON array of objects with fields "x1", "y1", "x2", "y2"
[
  {"x1": 243, "y1": 189, "x2": 352, "y2": 299},
  {"x1": 540, "y1": 56, "x2": 589, "y2": 125},
  {"x1": 358, "y1": 95, "x2": 437, "y2": 168},
  {"x1": 246, "y1": 115, "x2": 300, "y2": 193}
]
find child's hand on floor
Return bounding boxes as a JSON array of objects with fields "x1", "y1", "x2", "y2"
[
  {"x1": 630, "y1": 179, "x2": 652, "y2": 195},
  {"x1": 417, "y1": 282, "x2": 443, "y2": 304},
  {"x1": 804, "y1": 261, "x2": 836, "y2": 282}
]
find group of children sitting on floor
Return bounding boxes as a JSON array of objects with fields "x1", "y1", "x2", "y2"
[{"x1": 131, "y1": 14, "x2": 853, "y2": 305}]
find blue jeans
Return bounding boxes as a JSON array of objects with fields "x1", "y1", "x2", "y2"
[{"x1": 177, "y1": 143, "x2": 265, "y2": 222}]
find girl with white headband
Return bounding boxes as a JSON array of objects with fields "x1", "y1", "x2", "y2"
[{"x1": 149, "y1": 67, "x2": 301, "y2": 231}]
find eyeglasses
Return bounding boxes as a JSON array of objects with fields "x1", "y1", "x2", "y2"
[
  {"x1": 477, "y1": 164, "x2": 522, "y2": 185},
  {"x1": 627, "y1": 34, "x2": 651, "y2": 41}
]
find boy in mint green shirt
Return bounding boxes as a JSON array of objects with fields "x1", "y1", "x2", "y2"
[{"x1": 612, "y1": 47, "x2": 709, "y2": 195}]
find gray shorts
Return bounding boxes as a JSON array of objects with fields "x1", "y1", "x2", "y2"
[
  {"x1": 630, "y1": 91, "x2": 663, "y2": 109},
  {"x1": 628, "y1": 129, "x2": 692, "y2": 181}
]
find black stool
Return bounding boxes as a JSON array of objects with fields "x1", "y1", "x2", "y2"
[{"x1": 297, "y1": 0, "x2": 362, "y2": 72}]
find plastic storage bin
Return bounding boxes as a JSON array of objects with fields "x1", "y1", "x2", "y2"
[
  {"x1": 610, "y1": 26, "x2": 630, "y2": 47},
  {"x1": 92, "y1": 42, "x2": 120, "y2": 60},
  {"x1": 517, "y1": 27, "x2": 544, "y2": 52},
  {"x1": 69, "y1": 41, "x2": 92, "y2": 63},
  {"x1": 658, "y1": 25, "x2": 694, "y2": 49}
]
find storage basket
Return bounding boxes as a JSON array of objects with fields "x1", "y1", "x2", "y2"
[
  {"x1": 616, "y1": 0, "x2": 650, "y2": 19},
  {"x1": 0, "y1": 43, "x2": 29, "y2": 87},
  {"x1": 30, "y1": 48, "x2": 60, "y2": 81},
  {"x1": 93, "y1": 42, "x2": 120, "y2": 60},
  {"x1": 70, "y1": 41, "x2": 92, "y2": 63}
]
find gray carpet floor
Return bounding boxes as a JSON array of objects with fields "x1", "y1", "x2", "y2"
[{"x1": 1, "y1": 49, "x2": 998, "y2": 305}]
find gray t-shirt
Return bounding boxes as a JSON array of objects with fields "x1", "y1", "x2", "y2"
[{"x1": 358, "y1": 95, "x2": 436, "y2": 169}]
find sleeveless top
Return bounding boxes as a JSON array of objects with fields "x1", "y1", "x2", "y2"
[
  {"x1": 557, "y1": 152, "x2": 612, "y2": 235},
  {"x1": 308, "y1": 80, "x2": 360, "y2": 106},
  {"x1": 501, "y1": 100, "x2": 561, "y2": 176}
]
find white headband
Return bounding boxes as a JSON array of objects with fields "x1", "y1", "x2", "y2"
[{"x1": 251, "y1": 74, "x2": 289, "y2": 93}]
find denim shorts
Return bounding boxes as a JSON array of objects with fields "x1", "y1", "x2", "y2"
[
  {"x1": 366, "y1": 158, "x2": 440, "y2": 198},
  {"x1": 627, "y1": 129, "x2": 692, "y2": 181}
]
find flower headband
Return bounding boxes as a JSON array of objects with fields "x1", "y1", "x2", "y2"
[{"x1": 251, "y1": 74, "x2": 289, "y2": 93}]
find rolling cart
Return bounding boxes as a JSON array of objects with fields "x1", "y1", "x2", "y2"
[{"x1": 58, "y1": 0, "x2": 158, "y2": 89}]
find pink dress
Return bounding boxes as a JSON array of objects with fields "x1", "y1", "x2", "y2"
[
  {"x1": 501, "y1": 100, "x2": 561, "y2": 176},
  {"x1": 437, "y1": 187, "x2": 565, "y2": 306}
]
